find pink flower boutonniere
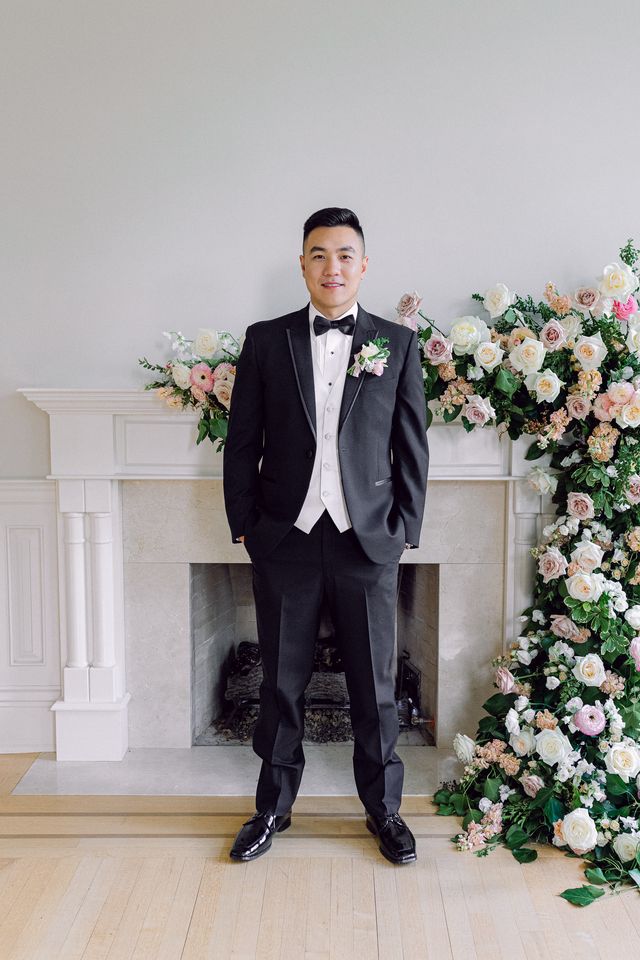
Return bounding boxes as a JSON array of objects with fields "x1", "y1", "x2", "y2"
[{"x1": 347, "y1": 338, "x2": 391, "y2": 378}]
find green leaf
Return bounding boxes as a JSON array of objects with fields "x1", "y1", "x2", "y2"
[
  {"x1": 482, "y1": 693, "x2": 515, "y2": 717},
  {"x1": 495, "y1": 367, "x2": 519, "y2": 398},
  {"x1": 208, "y1": 418, "x2": 228, "y2": 440},
  {"x1": 584, "y1": 867, "x2": 608, "y2": 885},
  {"x1": 511, "y1": 847, "x2": 538, "y2": 864},
  {"x1": 605, "y1": 773, "x2": 634, "y2": 797},
  {"x1": 433, "y1": 789, "x2": 451, "y2": 805},
  {"x1": 483, "y1": 777, "x2": 502, "y2": 802},
  {"x1": 524, "y1": 440, "x2": 547, "y2": 461},
  {"x1": 543, "y1": 796, "x2": 565, "y2": 827},
  {"x1": 451, "y1": 793, "x2": 467, "y2": 816},
  {"x1": 436, "y1": 804, "x2": 454, "y2": 816},
  {"x1": 425, "y1": 406, "x2": 433, "y2": 429},
  {"x1": 506, "y1": 825, "x2": 529, "y2": 849},
  {"x1": 462, "y1": 810, "x2": 483, "y2": 829},
  {"x1": 629, "y1": 868, "x2": 640, "y2": 888},
  {"x1": 442, "y1": 405, "x2": 462, "y2": 423},
  {"x1": 560, "y1": 885, "x2": 605, "y2": 907}
]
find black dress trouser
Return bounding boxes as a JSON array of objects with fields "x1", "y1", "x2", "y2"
[{"x1": 250, "y1": 510, "x2": 403, "y2": 818}]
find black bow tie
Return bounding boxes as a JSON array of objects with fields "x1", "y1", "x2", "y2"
[{"x1": 313, "y1": 314, "x2": 355, "y2": 337}]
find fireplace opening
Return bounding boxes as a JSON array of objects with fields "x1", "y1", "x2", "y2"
[{"x1": 190, "y1": 563, "x2": 438, "y2": 746}]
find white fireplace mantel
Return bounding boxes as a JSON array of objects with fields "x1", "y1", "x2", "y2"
[{"x1": 14, "y1": 388, "x2": 549, "y2": 759}]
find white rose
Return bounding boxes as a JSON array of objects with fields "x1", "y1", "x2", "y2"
[
  {"x1": 566, "y1": 572, "x2": 604, "y2": 603},
  {"x1": 453, "y1": 732, "x2": 475, "y2": 764},
  {"x1": 194, "y1": 328, "x2": 220, "y2": 359},
  {"x1": 560, "y1": 808, "x2": 598, "y2": 855},
  {"x1": 483, "y1": 283, "x2": 515, "y2": 319},
  {"x1": 171, "y1": 362, "x2": 192, "y2": 390},
  {"x1": 570, "y1": 540, "x2": 604, "y2": 574},
  {"x1": 509, "y1": 338, "x2": 546, "y2": 375},
  {"x1": 510, "y1": 726, "x2": 535, "y2": 756},
  {"x1": 505, "y1": 708, "x2": 520, "y2": 735},
  {"x1": 525, "y1": 369, "x2": 564, "y2": 403},
  {"x1": 535, "y1": 727, "x2": 573, "y2": 767},
  {"x1": 625, "y1": 605, "x2": 640, "y2": 630},
  {"x1": 573, "y1": 333, "x2": 608, "y2": 371},
  {"x1": 572, "y1": 654, "x2": 607, "y2": 687},
  {"x1": 474, "y1": 340, "x2": 504, "y2": 371},
  {"x1": 605, "y1": 740, "x2": 640, "y2": 783},
  {"x1": 599, "y1": 262, "x2": 639, "y2": 301},
  {"x1": 613, "y1": 832, "x2": 640, "y2": 863},
  {"x1": 449, "y1": 316, "x2": 491, "y2": 355},
  {"x1": 527, "y1": 467, "x2": 558, "y2": 495},
  {"x1": 617, "y1": 398, "x2": 640, "y2": 429},
  {"x1": 546, "y1": 676, "x2": 561, "y2": 690},
  {"x1": 559, "y1": 314, "x2": 583, "y2": 346},
  {"x1": 627, "y1": 319, "x2": 640, "y2": 356}
]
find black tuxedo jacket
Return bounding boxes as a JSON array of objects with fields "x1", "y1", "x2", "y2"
[{"x1": 223, "y1": 304, "x2": 429, "y2": 563}]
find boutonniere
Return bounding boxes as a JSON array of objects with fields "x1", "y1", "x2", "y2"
[{"x1": 347, "y1": 338, "x2": 391, "y2": 378}]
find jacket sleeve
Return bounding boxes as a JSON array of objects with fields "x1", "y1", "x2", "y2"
[
  {"x1": 223, "y1": 326, "x2": 264, "y2": 542},
  {"x1": 391, "y1": 330, "x2": 429, "y2": 546}
]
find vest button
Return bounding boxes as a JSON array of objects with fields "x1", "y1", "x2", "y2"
[{"x1": 305, "y1": 448, "x2": 314, "y2": 459}]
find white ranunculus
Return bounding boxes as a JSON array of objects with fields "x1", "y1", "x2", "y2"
[
  {"x1": 570, "y1": 540, "x2": 605, "y2": 574},
  {"x1": 573, "y1": 333, "x2": 608, "y2": 371},
  {"x1": 572, "y1": 654, "x2": 607, "y2": 688},
  {"x1": 605, "y1": 740, "x2": 640, "y2": 783},
  {"x1": 599, "y1": 262, "x2": 639, "y2": 301},
  {"x1": 527, "y1": 467, "x2": 558, "y2": 496},
  {"x1": 625, "y1": 605, "x2": 640, "y2": 630},
  {"x1": 449, "y1": 316, "x2": 491, "y2": 355},
  {"x1": 535, "y1": 727, "x2": 573, "y2": 767},
  {"x1": 613, "y1": 832, "x2": 640, "y2": 863},
  {"x1": 566, "y1": 572, "x2": 604, "y2": 603},
  {"x1": 171, "y1": 362, "x2": 192, "y2": 390},
  {"x1": 560, "y1": 808, "x2": 598, "y2": 855},
  {"x1": 474, "y1": 340, "x2": 504, "y2": 371},
  {"x1": 483, "y1": 283, "x2": 516, "y2": 319},
  {"x1": 509, "y1": 338, "x2": 546, "y2": 375},
  {"x1": 453, "y1": 732, "x2": 475, "y2": 764},
  {"x1": 525, "y1": 369, "x2": 564, "y2": 403},
  {"x1": 194, "y1": 328, "x2": 220, "y2": 359},
  {"x1": 510, "y1": 727, "x2": 536, "y2": 757},
  {"x1": 505, "y1": 708, "x2": 520, "y2": 735}
]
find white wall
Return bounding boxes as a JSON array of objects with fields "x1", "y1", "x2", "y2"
[{"x1": 3, "y1": 0, "x2": 640, "y2": 478}]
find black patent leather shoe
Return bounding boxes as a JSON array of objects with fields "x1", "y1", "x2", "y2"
[
  {"x1": 229, "y1": 810, "x2": 292, "y2": 861},
  {"x1": 366, "y1": 811, "x2": 417, "y2": 864}
]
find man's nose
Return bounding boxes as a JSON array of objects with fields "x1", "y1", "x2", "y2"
[{"x1": 323, "y1": 259, "x2": 341, "y2": 275}]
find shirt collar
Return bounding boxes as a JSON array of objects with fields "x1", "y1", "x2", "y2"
[{"x1": 308, "y1": 301, "x2": 359, "y2": 332}]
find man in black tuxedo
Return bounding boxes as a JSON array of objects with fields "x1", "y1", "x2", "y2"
[{"x1": 223, "y1": 207, "x2": 429, "y2": 864}]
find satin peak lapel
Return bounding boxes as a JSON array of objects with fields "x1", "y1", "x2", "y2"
[
  {"x1": 339, "y1": 306, "x2": 378, "y2": 430},
  {"x1": 286, "y1": 310, "x2": 316, "y2": 438}
]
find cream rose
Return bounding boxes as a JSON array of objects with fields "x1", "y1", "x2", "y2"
[
  {"x1": 573, "y1": 333, "x2": 608, "y2": 371},
  {"x1": 449, "y1": 316, "x2": 491, "y2": 355},
  {"x1": 538, "y1": 547, "x2": 568, "y2": 583},
  {"x1": 604, "y1": 740, "x2": 640, "y2": 783},
  {"x1": 171, "y1": 363, "x2": 192, "y2": 390},
  {"x1": 509, "y1": 338, "x2": 546, "y2": 375},
  {"x1": 599, "y1": 262, "x2": 639, "y2": 301},
  {"x1": 572, "y1": 653, "x2": 607, "y2": 687},
  {"x1": 526, "y1": 369, "x2": 564, "y2": 403},
  {"x1": 535, "y1": 727, "x2": 573, "y2": 767},
  {"x1": 483, "y1": 283, "x2": 515, "y2": 319},
  {"x1": 570, "y1": 540, "x2": 604, "y2": 574},
  {"x1": 474, "y1": 340, "x2": 504, "y2": 371},
  {"x1": 194, "y1": 328, "x2": 220, "y2": 359},
  {"x1": 453, "y1": 733, "x2": 475, "y2": 764},
  {"x1": 613, "y1": 832, "x2": 640, "y2": 863},
  {"x1": 510, "y1": 727, "x2": 535, "y2": 757},
  {"x1": 527, "y1": 467, "x2": 558, "y2": 495},
  {"x1": 559, "y1": 314, "x2": 583, "y2": 345},
  {"x1": 617, "y1": 398, "x2": 640, "y2": 429},
  {"x1": 627, "y1": 320, "x2": 640, "y2": 356},
  {"x1": 625, "y1": 605, "x2": 640, "y2": 630},
  {"x1": 566, "y1": 573, "x2": 604, "y2": 603},
  {"x1": 558, "y1": 808, "x2": 598, "y2": 855},
  {"x1": 212, "y1": 379, "x2": 233, "y2": 410}
]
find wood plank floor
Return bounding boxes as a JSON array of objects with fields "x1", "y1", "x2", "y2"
[{"x1": 1, "y1": 755, "x2": 640, "y2": 959}]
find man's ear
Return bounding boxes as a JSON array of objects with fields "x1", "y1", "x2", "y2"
[{"x1": 299, "y1": 253, "x2": 305, "y2": 276}]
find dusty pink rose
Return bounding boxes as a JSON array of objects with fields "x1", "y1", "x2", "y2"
[
  {"x1": 613, "y1": 295, "x2": 639, "y2": 321},
  {"x1": 520, "y1": 774, "x2": 545, "y2": 798},
  {"x1": 593, "y1": 393, "x2": 615, "y2": 422},
  {"x1": 396, "y1": 291, "x2": 422, "y2": 330},
  {"x1": 189, "y1": 362, "x2": 214, "y2": 392},
  {"x1": 495, "y1": 666, "x2": 516, "y2": 694},
  {"x1": 550, "y1": 614, "x2": 583, "y2": 641},
  {"x1": 424, "y1": 333, "x2": 453, "y2": 365},
  {"x1": 567, "y1": 491, "x2": 595, "y2": 520},
  {"x1": 538, "y1": 547, "x2": 568, "y2": 583},
  {"x1": 190, "y1": 385, "x2": 207, "y2": 403},
  {"x1": 464, "y1": 394, "x2": 495, "y2": 426},
  {"x1": 630, "y1": 637, "x2": 640, "y2": 671},
  {"x1": 213, "y1": 362, "x2": 236, "y2": 382},
  {"x1": 371, "y1": 360, "x2": 386, "y2": 376},
  {"x1": 540, "y1": 319, "x2": 567, "y2": 351},
  {"x1": 573, "y1": 287, "x2": 601, "y2": 313},
  {"x1": 565, "y1": 395, "x2": 592, "y2": 420},
  {"x1": 627, "y1": 475, "x2": 640, "y2": 504},
  {"x1": 573, "y1": 705, "x2": 606, "y2": 737}
]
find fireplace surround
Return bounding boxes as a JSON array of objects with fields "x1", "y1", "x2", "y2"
[{"x1": 12, "y1": 389, "x2": 548, "y2": 759}]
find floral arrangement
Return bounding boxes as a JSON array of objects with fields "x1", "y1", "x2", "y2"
[
  {"x1": 397, "y1": 241, "x2": 640, "y2": 906},
  {"x1": 139, "y1": 328, "x2": 242, "y2": 449},
  {"x1": 347, "y1": 337, "x2": 390, "y2": 378}
]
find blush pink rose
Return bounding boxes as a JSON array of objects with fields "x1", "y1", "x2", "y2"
[
  {"x1": 396, "y1": 291, "x2": 422, "y2": 329},
  {"x1": 424, "y1": 333, "x2": 453, "y2": 365},
  {"x1": 464, "y1": 395, "x2": 495, "y2": 426},
  {"x1": 213, "y1": 362, "x2": 236, "y2": 382},
  {"x1": 573, "y1": 287, "x2": 601, "y2": 313},
  {"x1": 190, "y1": 385, "x2": 207, "y2": 403},
  {"x1": 567, "y1": 491, "x2": 595, "y2": 520},
  {"x1": 630, "y1": 637, "x2": 640, "y2": 671},
  {"x1": 593, "y1": 393, "x2": 615, "y2": 421},
  {"x1": 565, "y1": 395, "x2": 592, "y2": 420},
  {"x1": 538, "y1": 547, "x2": 568, "y2": 583},
  {"x1": 189, "y1": 362, "x2": 214, "y2": 392},
  {"x1": 613, "y1": 295, "x2": 639, "y2": 321},
  {"x1": 371, "y1": 360, "x2": 386, "y2": 376},
  {"x1": 573, "y1": 705, "x2": 606, "y2": 737},
  {"x1": 607, "y1": 381, "x2": 635, "y2": 406},
  {"x1": 520, "y1": 774, "x2": 545, "y2": 798},
  {"x1": 550, "y1": 614, "x2": 583, "y2": 641},
  {"x1": 495, "y1": 666, "x2": 516, "y2": 694},
  {"x1": 540, "y1": 319, "x2": 568, "y2": 351}
]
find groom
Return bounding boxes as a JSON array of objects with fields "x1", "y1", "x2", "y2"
[{"x1": 223, "y1": 207, "x2": 429, "y2": 864}]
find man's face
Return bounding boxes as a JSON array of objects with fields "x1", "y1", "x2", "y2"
[{"x1": 300, "y1": 225, "x2": 368, "y2": 319}]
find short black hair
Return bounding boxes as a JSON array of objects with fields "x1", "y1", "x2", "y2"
[{"x1": 303, "y1": 207, "x2": 365, "y2": 252}]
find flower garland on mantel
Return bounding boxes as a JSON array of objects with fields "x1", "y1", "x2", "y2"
[{"x1": 396, "y1": 241, "x2": 640, "y2": 906}]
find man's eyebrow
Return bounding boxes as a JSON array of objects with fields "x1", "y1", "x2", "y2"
[{"x1": 308, "y1": 245, "x2": 357, "y2": 253}]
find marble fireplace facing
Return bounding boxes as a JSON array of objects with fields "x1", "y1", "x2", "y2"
[{"x1": 16, "y1": 389, "x2": 547, "y2": 760}]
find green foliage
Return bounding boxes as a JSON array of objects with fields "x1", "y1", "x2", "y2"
[{"x1": 560, "y1": 885, "x2": 606, "y2": 907}]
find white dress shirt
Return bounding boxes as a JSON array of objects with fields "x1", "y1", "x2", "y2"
[{"x1": 294, "y1": 302, "x2": 358, "y2": 534}]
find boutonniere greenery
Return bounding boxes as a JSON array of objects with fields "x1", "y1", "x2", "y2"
[{"x1": 347, "y1": 337, "x2": 391, "y2": 378}]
